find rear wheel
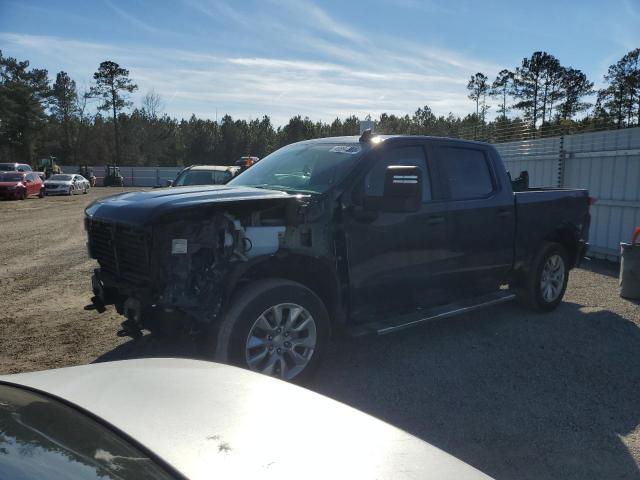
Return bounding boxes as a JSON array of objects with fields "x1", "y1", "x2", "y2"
[
  {"x1": 38, "y1": 188, "x2": 44, "y2": 198},
  {"x1": 517, "y1": 242, "x2": 569, "y2": 311},
  {"x1": 210, "y1": 279, "x2": 330, "y2": 383},
  {"x1": 19, "y1": 189, "x2": 26, "y2": 200}
]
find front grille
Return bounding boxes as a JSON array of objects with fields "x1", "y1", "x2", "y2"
[
  {"x1": 88, "y1": 220, "x2": 150, "y2": 283},
  {"x1": 46, "y1": 185, "x2": 58, "y2": 189}
]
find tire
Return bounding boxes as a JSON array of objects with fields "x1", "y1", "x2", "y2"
[
  {"x1": 83, "y1": 185, "x2": 88, "y2": 194},
  {"x1": 517, "y1": 242, "x2": 569, "y2": 312},
  {"x1": 210, "y1": 278, "x2": 330, "y2": 383},
  {"x1": 19, "y1": 190, "x2": 26, "y2": 200},
  {"x1": 38, "y1": 189, "x2": 44, "y2": 198}
]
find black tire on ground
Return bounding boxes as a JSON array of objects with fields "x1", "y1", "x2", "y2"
[
  {"x1": 83, "y1": 185, "x2": 88, "y2": 194},
  {"x1": 19, "y1": 189, "x2": 26, "y2": 200},
  {"x1": 209, "y1": 278, "x2": 331, "y2": 383},
  {"x1": 38, "y1": 188, "x2": 44, "y2": 198},
  {"x1": 517, "y1": 241, "x2": 569, "y2": 312}
]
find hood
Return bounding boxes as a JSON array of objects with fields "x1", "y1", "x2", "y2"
[
  {"x1": 85, "y1": 185, "x2": 304, "y2": 225},
  {"x1": 0, "y1": 359, "x2": 491, "y2": 480}
]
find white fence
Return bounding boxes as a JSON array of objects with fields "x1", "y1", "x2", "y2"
[
  {"x1": 496, "y1": 127, "x2": 640, "y2": 260},
  {"x1": 62, "y1": 166, "x2": 183, "y2": 187}
]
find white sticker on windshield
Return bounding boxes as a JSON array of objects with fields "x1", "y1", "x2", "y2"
[{"x1": 330, "y1": 145, "x2": 361, "y2": 154}]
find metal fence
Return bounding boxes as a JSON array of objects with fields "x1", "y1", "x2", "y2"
[
  {"x1": 62, "y1": 166, "x2": 183, "y2": 187},
  {"x1": 495, "y1": 127, "x2": 640, "y2": 260}
]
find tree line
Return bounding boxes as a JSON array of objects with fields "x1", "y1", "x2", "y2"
[{"x1": 0, "y1": 48, "x2": 638, "y2": 167}]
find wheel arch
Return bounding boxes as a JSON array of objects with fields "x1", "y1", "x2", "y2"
[
  {"x1": 544, "y1": 224, "x2": 579, "y2": 268},
  {"x1": 224, "y1": 253, "x2": 345, "y2": 327}
]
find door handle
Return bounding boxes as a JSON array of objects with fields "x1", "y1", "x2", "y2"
[
  {"x1": 427, "y1": 215, "x2": 445, "y2": 225},
  {"x1": 497, "y1": 209, "x2": 511, "y2": 218}
]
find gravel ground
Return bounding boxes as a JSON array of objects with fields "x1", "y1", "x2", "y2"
[{"x1": 1, "y1": 187, "x2": 639, "y2": 479}]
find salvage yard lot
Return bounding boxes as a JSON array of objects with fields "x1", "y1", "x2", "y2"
[{"x1": 1, "y1": 187, "x2": 639, "y2": 479}]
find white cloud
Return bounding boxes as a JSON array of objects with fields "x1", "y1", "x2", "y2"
[{"x1": 0, "y1": 0, "x2": 503, "y2": 125}]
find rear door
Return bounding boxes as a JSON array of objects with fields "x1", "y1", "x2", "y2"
[
  {"x1": 434, "y1": 143, "x2": 515, "y2": 293},
  {"x1": 344, "y1": 142, "x2": 452, "y2": 320}
]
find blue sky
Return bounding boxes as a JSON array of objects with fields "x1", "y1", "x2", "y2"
[{"x1": 1, "y1": 0, "x2": 639, "y2": 125}]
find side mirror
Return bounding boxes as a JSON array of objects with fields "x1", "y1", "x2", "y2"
[
  {"x1": 381, "y1": 165, "x2": 422, "y2": 212},
  {"x1": 165, "y1": 180, "x2": 174, "y2": 187}
]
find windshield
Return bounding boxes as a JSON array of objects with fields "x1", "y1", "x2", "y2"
[
  {"x1": 228, "y1": 143, "x2": 363, "y2": 194},
  {"x1": 0, "y1": 384, "x2": 173, "y2": 480},
  {"x1": 49, "y1": 175, "x2": 72, "y2": 181},
  {"x1": 174, "y1": 168, "x2": 232, "y2": 186},
  {"x1": 0, "y1": 173, "x2": 24, "y2": 182}
]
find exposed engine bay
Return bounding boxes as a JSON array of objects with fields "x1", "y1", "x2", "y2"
[{"x1": 86, "y1": 192, "x2": 330, "y2": 338}]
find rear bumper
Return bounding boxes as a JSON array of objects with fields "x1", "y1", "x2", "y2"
[{"x1": 45, "y1": 188, "x2": 70, "y2": 195}]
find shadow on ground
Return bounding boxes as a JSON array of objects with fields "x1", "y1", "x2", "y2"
[{"x1": 95, "y1": 301, "x2": 640, "y2": 480}]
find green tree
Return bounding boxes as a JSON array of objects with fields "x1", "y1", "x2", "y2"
[
  {"x1": 50, "y1": 71, "x2": 79, "y2": 162},
  {"x1": 0, "y1": 51, "x2": 50, "y2": 162},
  {"x1": 467, "y1": 72, "x2": 490, "y2": 124},
  {"x1": 558, "y1": 68, "x2": 593, "y2": 120},
  {"x1": 513, "y1": 52, "x2": 558, "y2": 126},
  {"x1": 597, "y1": 49, "x2": 640, "y2": 127},
  {"x1": 490, "y1": 69, "x2": 514, "y2": 121},
  {"x1": 88, "y1": 61, "x2": 138, "y2": 165}
]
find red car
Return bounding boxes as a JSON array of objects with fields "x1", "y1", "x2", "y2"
[{"x1": 0, "y1": 172, "x2": 44, "y2": 200}]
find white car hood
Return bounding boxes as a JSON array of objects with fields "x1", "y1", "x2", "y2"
[{"x1": 1, "y1": 359, "x2": 491, "y2": 480}]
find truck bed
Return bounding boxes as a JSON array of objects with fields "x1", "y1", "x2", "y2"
[{"x1": 513, "y1": 188, "x2": 590, "y2": 269}]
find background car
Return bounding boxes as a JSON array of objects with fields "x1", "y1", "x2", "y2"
[
  {"x1": 0, "y1": 358, "x2": 491, "y2": 480},
  {"x1": 0, "y1": 172, "x2": 44, "y2": 200},
  {"x1": 44, "y1": 174, "x2": 90, "y2": 196},
  {"x1": 0, "y1": 162, "x2": 33, "y2": 172},
  {"x1": 167, "y1": 165, "x2": 240, "y2": 187}
]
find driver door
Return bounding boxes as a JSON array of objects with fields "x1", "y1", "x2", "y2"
[{"x1": 343, "y1": 143, "x2": 451, "y2": 322}]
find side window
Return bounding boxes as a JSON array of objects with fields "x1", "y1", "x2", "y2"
[
  {"x1": 438, "y1": 147, "x2": 494, "y2": 200},
  {"x1": 364, "y1": 146, "x2": 431, "y2": 201}
]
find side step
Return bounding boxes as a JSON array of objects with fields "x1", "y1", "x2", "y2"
[{"x1": 348, "y1": 290, "x2": 517, "y2": 337}]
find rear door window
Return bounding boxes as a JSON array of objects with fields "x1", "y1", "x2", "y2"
[{"x1": 437, "y1": 147, "x2": 494, "y2": 200}]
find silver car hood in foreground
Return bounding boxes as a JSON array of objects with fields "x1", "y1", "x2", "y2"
[{"x1": 0, "y1": 359, "x2": 491, "y2": 480}]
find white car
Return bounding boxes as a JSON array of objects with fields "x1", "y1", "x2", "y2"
[
  {"x1": 0, "y1": 359, "x2": 491, "y2": 480},
  {"x1": 44, "y1": 173, "x2": 90, "y2": 195}
]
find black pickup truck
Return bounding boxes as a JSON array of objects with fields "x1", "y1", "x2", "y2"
[{"x1": 85, "y1": 133, "x2": 590, "y2": 381}]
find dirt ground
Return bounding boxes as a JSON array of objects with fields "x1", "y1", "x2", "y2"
[{"x1": 1, "y1": 187, "x2": 639, "y2": 479}]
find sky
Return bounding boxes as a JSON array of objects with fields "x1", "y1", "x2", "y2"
[{"x1": 1, "y1": 0, "x2": 639, "y2": 126}]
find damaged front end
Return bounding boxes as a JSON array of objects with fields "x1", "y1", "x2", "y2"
[{"x1": 85, "y1": 190, "x2": 319, "y2": 339}]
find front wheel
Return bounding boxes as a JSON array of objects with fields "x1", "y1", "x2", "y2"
[
  {"x1": 210, "y1": 279, "x2": 330, "y2": 383},
  {"x1": 517, "y1": 242, "x2": 569, "y2": 311}
]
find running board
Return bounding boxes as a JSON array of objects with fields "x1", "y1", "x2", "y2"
[{"x1": 348, "y1": 290, "x2": 517, "y2": 337}]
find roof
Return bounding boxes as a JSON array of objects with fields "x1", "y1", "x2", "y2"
[
  {"x1": 1, "y1": 359, "x2": 491, "y2": 480},
  {"x1": 294, "y1": 135, "x2": 492, "y2": 147}
]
